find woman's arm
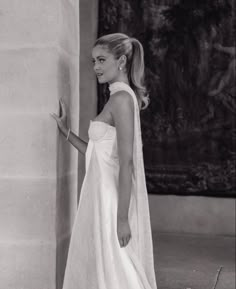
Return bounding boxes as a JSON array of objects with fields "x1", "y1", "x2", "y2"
[
  {"x1": 51, "y1": 99, "x2": 88, "y2": 155},
  {"x1": 110, "y1": 91, "x2": 134, "y2": 247},
  {"x1": 61, "y1": 126, "x2": 88, "y2": 155}
]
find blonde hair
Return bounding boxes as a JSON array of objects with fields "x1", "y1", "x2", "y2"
[{"x1": 94, "y1": 33, "x2": 149, "y2": 110}]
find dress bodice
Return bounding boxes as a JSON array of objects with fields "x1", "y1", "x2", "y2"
[
  {"x1": 88, "y1": 121, "x2": 116, "y2": 142},
  {"x1": 87, "y1": 120, "x2": 118, "y2": 169}
]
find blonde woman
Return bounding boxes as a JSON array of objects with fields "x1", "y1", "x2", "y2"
[{"x1": 51, "y1": 33, "x2": 157, "y2": 289}]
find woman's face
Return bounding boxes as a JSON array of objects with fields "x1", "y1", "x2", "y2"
[{"x1": 92, "y1": 45, "x2": 120, "y2": 84}]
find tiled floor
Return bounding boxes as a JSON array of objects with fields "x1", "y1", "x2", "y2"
[{"x1": 153, "y1": 232, "x2": 235, "y2": 289}]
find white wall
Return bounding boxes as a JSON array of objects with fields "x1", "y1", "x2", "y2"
[{"x1": 0, "y1": 1, "x2": 80, "y2": 288}]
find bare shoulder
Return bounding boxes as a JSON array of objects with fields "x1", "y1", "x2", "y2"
[
  {"x1": 108, "y1": 91, "x2": 135, "y2": 133},
  {"x1": 109, "y1": 91, "x2": 134, "y2": 114}
]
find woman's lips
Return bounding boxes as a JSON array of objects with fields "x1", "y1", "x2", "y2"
[{"x1": 96, "y1": 73, "x2": 103, "y2": 77}]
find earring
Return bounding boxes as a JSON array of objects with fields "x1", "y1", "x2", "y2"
[{"x1": 119, "y1": 67, "x2": 122, "y2": 71}]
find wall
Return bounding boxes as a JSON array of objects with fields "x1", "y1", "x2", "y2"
[
  {"x1": 149, "y1": 195, "x2": 235, "y2": 236},
  {"x1": 0, "y1": 1, "x2": 80, "y2": 289}
]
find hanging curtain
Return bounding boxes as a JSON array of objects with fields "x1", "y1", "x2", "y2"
[{"x1": 97, "y1": 0, "x2": 236, "y2": 197}]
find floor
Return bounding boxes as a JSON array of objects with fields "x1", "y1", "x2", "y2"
[{"x1": 153, "y1": 232, "x2": 235, "y2": 289}]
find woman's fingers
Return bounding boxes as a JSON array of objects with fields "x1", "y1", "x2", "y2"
[
  {"x1": 50, "y1": 113, "x2": 62, "y2": 125},
  {"x1": 119, "y1": 235, "x2": 131, "y2": 247},
  {"x1": 51, "y1": 99, "x2": 68, "y2": 131},
  {"x1": 119, "y1": 237, "x2": 125, "y2": 247},
  {"x1": 60, "y1": 98, "x2": 67, "y2": 117},
  {"x1": 125, "y1": 235, "x2": 131, "y2": 246},
  {"x1": 50, "y1": 113, "x2": 58, "y2": 120}
]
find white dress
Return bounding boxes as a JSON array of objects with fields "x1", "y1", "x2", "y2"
[{"x1": 62, "y1": 82, "x2": 157, "y2": 289}]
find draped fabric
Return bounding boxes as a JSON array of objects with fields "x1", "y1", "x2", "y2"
[
  {"x1": 62, "y1": 82, "x2": 157, "y2": 289},
  {"x1": 109, "y1": 83, "x2": 157, "y2": 289}
]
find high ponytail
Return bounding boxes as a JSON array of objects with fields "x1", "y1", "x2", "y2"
[
  {"x1": 94, "y1": 33, "x2": 149, "y2": 110},
  {"x1": 129, "y1": 38, "x2": 149, "y2": 110}
]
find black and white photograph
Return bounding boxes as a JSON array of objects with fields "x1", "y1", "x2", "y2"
[{"x1": 0, "y1": 1, "x2": 235, "y2": 289}]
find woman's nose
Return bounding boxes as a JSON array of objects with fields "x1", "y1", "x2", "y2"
[{"x1": 93, "y1": 62, "x2": 100, "y2": 71}]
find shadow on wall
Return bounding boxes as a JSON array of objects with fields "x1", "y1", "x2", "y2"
[{"x1": 56, "y1": 54, "x2": 74, "y2": 289}]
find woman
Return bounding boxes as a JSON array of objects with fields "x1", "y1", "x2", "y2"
[{"x1": 51, "y1": 33, "x2": 157, "y2": 289}]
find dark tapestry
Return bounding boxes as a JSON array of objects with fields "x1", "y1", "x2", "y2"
[{"x1": 97, "y1": 0, "x2": 236, "y2": 197}]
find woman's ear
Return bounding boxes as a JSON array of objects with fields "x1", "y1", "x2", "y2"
[{"x1": 118, "y1": 55, "x2": 127, "y2": 70}]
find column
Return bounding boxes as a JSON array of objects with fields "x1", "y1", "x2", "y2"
[{"x1": 0, "y1": 1, "x2": 80, "y2": 288}]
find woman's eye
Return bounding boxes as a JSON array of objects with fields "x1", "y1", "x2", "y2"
[{"x1": 99, "y1": 59, "x2": 105, "y2": 63}]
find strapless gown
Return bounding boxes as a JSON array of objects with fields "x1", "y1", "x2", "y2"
[{"x1": 62, "y1": 82, "x2": 157, "y2": 289}]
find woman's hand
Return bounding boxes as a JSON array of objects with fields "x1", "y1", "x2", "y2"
[
  {"x1": 51, "y1": 98, "x2": 68, "y2": 135},
  {"x1": 117, "y1": 217, "x2": 132, "y2": 248}
]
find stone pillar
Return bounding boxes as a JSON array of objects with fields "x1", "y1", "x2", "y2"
[{"x1": 0, "y1": 1, "x2": 80, "y2": 289}]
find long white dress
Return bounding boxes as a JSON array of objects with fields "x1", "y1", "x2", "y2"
[{"x1": 62, "y1": 82, "x2": 157, "y2": 289}]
